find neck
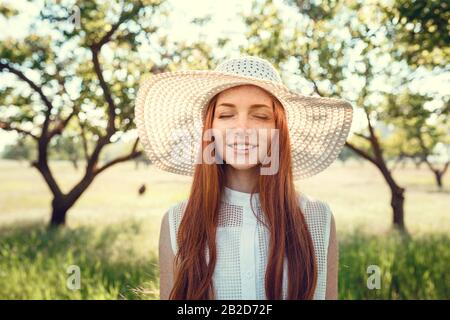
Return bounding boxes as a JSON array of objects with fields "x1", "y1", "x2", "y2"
[{"x1": 224, "y1": 165, "x2": 259, "y2": 193}]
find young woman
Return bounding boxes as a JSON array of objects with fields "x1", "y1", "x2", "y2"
[{"x1": 135, "y1": 56, "x2": 353, "y2": 300}]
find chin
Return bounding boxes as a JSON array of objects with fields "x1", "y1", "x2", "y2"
[{"x1": 226, "y1": 162, "x2": 259, "y2": 171}]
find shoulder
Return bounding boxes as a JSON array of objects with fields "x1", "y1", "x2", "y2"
[
  {"x1": 165, "y1": 199, "x2": 189, "y2": 255},
  {"x1": 167, "y1": 198, "x2": 189, "y2": 212},
  {"x1": 166, "y1": 199, "x2": 189, "y2": 224},
  {"x1": 297, "y1": 192, "x2": 334, "y2": 253},
  {"x1": 298, "y1": 192, "x2": 333, "y2": 227}
]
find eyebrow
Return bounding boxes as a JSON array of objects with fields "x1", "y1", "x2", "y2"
[{"x1": 216, "y1": 103, "x2": 271, "y2": 110}]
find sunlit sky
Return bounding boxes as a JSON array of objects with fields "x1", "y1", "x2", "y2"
[{"x1": 0, "y1": 0, "x2": 448, "y2": 152}]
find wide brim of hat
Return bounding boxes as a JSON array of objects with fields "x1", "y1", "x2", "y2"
[{"x1": 135, "y1": 70, "x2": 353, "y2": 180}]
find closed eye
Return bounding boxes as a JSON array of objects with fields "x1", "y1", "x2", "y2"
[{"x1": 218, "y1": 114, "x2": 233, "y2": 119}]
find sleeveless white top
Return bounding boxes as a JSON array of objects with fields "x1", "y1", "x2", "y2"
[{"x1": 167, "y1": 186, "x2": 332, "y2": 300}]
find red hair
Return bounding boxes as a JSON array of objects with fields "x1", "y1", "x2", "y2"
[{"x1": 169, "y1": 87, "x2": 317, "y2": 299}]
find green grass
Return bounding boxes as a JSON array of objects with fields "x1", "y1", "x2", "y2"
[
  {"x1": 0, "y1": 221, "x2": 159, "y2": 299},
  {"x1": 0, "y1": 159, "x2": 449, "y2": 299},
  {"x1": 1, "y1": 223, "x2": 448, "y2": 299},
  {"x1": 338, "y1": 230, "x2": 450, "y2": 299}
]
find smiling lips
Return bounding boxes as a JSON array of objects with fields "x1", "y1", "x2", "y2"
[{"x1": 226, "y1": 143, "x2": 258, "y2": 155}]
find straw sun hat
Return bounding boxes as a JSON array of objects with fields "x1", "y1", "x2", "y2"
[{"x1": 135, "y1": 55, "x2": 353, "y2": 180}]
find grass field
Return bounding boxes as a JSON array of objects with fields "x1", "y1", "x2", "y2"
[{"x1": 0, "y1": 159, "x2": 449, "y2": 299}]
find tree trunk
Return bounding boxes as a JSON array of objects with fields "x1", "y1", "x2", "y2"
[
  {"x1": 48, "y1": 172, "x2": 96, "y2": 227},
  {"x1": 391, "y1": 186, "x2": 405, "y2": 230},
  {"x1": 434, "y1": 170, "x2": 443, "y2": 190},
  {"x1": 71, "y1": 158, "x2": 79, "y2": 170},
  {"x1": 376, "y1": 158, "x2": 407, "y2": 231},
  {"x1": 50, "y1": 197, "x2": 68, "y2": 227}
]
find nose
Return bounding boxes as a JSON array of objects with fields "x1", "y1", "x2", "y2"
[
  {"x1": 228, "y1": 115, "x2": 257, "y2": 142},
  {"x1": 235, "y1": 113, "x2": 252, "y2": 130}
]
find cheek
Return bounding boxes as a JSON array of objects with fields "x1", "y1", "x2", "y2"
[
  {"x1": 257, "y1": 130, "x2": 273, "y2": 160},
  {"x1": 211, "y1": 120, "x2": 233, "y2": 153},
  {"x1": 210, "y1": 126, "x2": 226, "y2": 159},
  {"x1": 258, "y1": 121, "x2": 276, "y2": 146}
]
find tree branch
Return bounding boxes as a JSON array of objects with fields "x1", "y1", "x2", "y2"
[
  {"x1": 93, "y1": 137, "x2": 142, "y2": 176},
  {"x1": 90, "y1": 0, "x2": 144, "y2": 50},
  {"x1": 76, "y1": 114, "x2": 90, "y2": 163},
  {"x1": 442, "y1": 161, "x2": 450, "y2": 175},
  {"x1": 363, "y1": 107, "x2": 386, "y2": 166},
  {"x1": 345, "y1": 141, "x2": 376, "y2": 164},
  {"x1": 88, "y1": 2, "x2": 144, "y2": 139},
  {"x1": 0, "y1": 62, "x2": 54, "y2": 137},
  {"x1": 85, "y1": 2, "x2": 144, "y2": 173},
  {"x1": 416, "y1": 133, "x2": 437, "y2": 172},
  {"x1": 48, "y1": 106, "x2": 79, "y2": 139},
  {"x1": 31, "y1": 159, "x2": 63, "y2": 198},
  {"x1": 0, "y1": 62, "x2": 63, "y2": 198},
  {"x1": 90, "y1": 47, "x2": 116, "y2": 137},
  {"x1": 354, "y1": 132, "x2": 371, "y2": 141},
  {"x1": 0, "y1": 120, "x2": 38, "y2": 139}
]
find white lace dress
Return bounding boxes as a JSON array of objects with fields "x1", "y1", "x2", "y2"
[{"x1": 167, "y1": 186, "x2": 332, "y2": 300}]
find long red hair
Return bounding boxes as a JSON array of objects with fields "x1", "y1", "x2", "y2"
[{"x1": 169, "y1": 86, "x2": 317, "y2": 299}]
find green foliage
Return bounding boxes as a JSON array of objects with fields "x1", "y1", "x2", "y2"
[
  {"x1": 1, "y1": 221, "x2": 448, "y2": 299},
  {"x1": 384, "y1": 0, "x2": 450, "y2": 68},
  {"x1": 381, "y1": 91, "x2": 450, "y2": 160},
  {"x1": 0, "y1": 3, "x2": 19, "y2": 18},
  {"x1": 287, "y1": 0, "x2": 340, "y2": 22},
  {"x1": 339, "y1": 230, "x2": 450, "y2": 299},
  {"x1": 1, "y1": 137, "x2": 37, "y2": 161},
  {"x1": 242, "y1": 0, "x2": 291, "y2": 68},
  {"x1": 49, "y1": 133, "x2": 84, "y2": 162},
  {"x1": 0, "y1": 221, "x2": 159, "y2": 299}
]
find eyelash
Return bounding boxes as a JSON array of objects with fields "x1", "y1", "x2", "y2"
[{"x1": 218, "y1": 115, "x2": 270, "y2": 120}]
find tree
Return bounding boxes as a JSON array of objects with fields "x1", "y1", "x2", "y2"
[
  {"x1": 0, "y1": 0, "x2": 212, "y2": 227},
  {"x1": 382, "y1": 0, "x2": 450, "y2": 189},
  {"x1": 242, "y1": 0, "x2": 449, "y2": 231},
  {"x1": 384, "y1": 91, "x2": 450, "y2": 189}
]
